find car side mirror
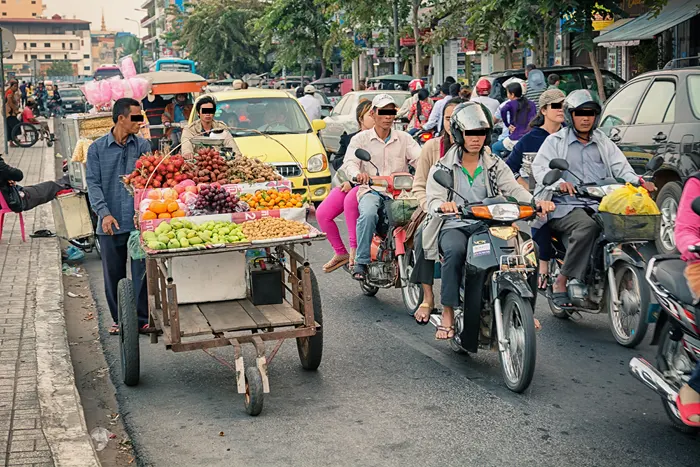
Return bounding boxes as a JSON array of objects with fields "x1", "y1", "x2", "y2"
[
  {"x1": 692, "y1": 197, "x2": 700, "y2": 217},
  {"x1": 432, "y1": 170, "x2": 454, "y2": 190},
  {"x1": 311, "y1": 119, "x2": 326, "y2": 132},
  {"x1": 646, "y1": 155, "x2": 663, "y2": 172},
  {"x1": 355, "y1": 149, "x2": 371, "y2": 162},
  {"x1": 549, "y1": 159, "x2": 569, "y2": 171},
  {"x1": 543, "y1": 169, "x2": 562, "y2": 187}
]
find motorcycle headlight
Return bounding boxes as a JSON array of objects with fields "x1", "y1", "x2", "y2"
[
  {"x1": 585, "y1": 184, "x2": 624, "y2": 199},
  {"x1": 393, "y1": 175, "x2": 413, "y2": 190},
  {"x1": 307, "y1": 153, "x2": 328, "y2": 173},
  {"x1": 471, "y1": 204, "x2": 535, "y2": 221}
]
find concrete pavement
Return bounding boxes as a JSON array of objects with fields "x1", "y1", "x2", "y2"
[{"x1": 0, "y1": 138, "x2": 100, "y2": 466}]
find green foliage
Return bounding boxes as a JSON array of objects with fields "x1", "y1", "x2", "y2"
[
  {"x1": 166, "y1": 0, "x2": 264, "y2": 77},
  {"x1": 46, "y1": 60, "x2": 74, "y2": 77}
]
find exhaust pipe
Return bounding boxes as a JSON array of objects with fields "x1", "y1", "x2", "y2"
[{"x1": 629, "y1": 357, "x2": 679, "y2": 403}]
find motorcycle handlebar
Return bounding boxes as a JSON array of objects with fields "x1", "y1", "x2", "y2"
[{"x1": 690, "y1": 245, "x2": 700, "y2": 253}]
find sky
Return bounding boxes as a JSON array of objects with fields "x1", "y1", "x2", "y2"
[{"x1": 44, "y1": 0, "x2": 144, "y2": 35}]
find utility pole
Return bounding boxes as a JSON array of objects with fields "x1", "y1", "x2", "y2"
[
  {"x1": 392, "y1": 0, "x2": 400, "y2": 75},
  {"x1": 125, "y1": 17, "x2": 143, "y2": 72}
]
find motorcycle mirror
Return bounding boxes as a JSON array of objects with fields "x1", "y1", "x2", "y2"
[
  {"x1": 355, "y1": 149, "x2": 371, "y2": 162},
  {"x1": 542, "y1": 169, "x2": 562, "y2": 187},
  {"x1": 549, "y1": 159, "x2": 569, "y2": 171},
  {"x1": 432, "y1": 170, "x2": 454, "y2": 190},
  {"x1": 646, "y1": 155, "x2": 663, "y2": 172},
  {"x1": 692, "y1": 197, "x2": 700, "y2": 217}
]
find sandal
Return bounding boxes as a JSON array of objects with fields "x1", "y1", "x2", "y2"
[
  {"x1": 349, "y1": 248, "x2": 356, "y2": 269},
  {"x1": 538, "y1": 273, "x2": 550, "y2": 291},
  {"x1": 550, "y1": 291, "x2": 573, "y2": 308},
  {"x1": 323, "y1": 254, "x2": 349, "y2": 273},
  {"x1": 353, "y1": 264, "x2": 367, "y2": 281},
  {"x1": 414, "y1": 303, "x2": 437, "y2": 326},
  {"x1": 676, "y1": 394, "x2": 700, "y2": 427},
  {"x1": 108, "y1": 324, "x2": 120, "y2": 335},
  {"x1": 435, "y1": 325, "x2": 455, "y2": 340}
]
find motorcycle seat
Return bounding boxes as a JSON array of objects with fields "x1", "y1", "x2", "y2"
[{"x1": 654, "y1": 258, "x2": 696, "y2": 306}]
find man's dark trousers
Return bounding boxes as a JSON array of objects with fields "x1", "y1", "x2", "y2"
[{"x1": 99, "y1": 233, "x2": 149, "y2": 326}]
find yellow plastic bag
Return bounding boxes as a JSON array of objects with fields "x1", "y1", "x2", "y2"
[{"x1": 599, "y1": 183, "x2": 660, "y2": 215}]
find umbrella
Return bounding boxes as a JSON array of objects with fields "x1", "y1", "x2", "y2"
[
  {"x1": 311, "y1": 77, "x2": 344, "y2": 86},
  {"x1": 367, "y1": 74, "x2": 415, "y2": 82},
  {"x1": 138, "y1": 71, "x2": 208, "y2": 95}
]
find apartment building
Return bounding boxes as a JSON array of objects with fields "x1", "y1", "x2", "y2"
[
  {"x1": 0, "y1": 0, "x2": 44, "y2": 19},
  {"x1": 0, "y1": 15, "x2": 92, "y2": 79},
  {"x1": 140, "y1": 0, "x2": 195, "y2": 65}
]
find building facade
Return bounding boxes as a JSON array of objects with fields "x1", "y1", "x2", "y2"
[
  {"x1": 0, "y1": 15, "x2": 92, "y2": 80},
  {"x1": 0, "y1": 0, "x2": 44, "y2": 19},
  {"x1": 140, "y1": 0, "x2": 192, "y2": 66}
]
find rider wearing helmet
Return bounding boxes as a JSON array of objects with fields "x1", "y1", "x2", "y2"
[
  {"x1": 531, "y1": 89, "x2": 656, "y2": 308},
  {"x1": 397, "y1": 78, "x2": 426, "y2": 123},
  {"x1": 470, "y1": 78, "x2": 500, "y2": 119},
  {"x1": 423, "y1": 102, "x2": 553, "y2": 339}
]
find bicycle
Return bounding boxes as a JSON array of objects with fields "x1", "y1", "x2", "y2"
[{"x1": 11, "y1": 121, "x2": 54, "y2": 148}]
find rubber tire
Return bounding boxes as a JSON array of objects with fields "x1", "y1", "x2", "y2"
[
  {"x1": 401, "y1": 249, "x2": 424, "y2": 316},
  {"x1": 94, "y1": 235, "x2": 102, "y2": 259},
  {"x1": 655, "y1": 322, "x2": 699, "y2": 434},
  {"x1": 244, "y1": 366, "x2": 264, "y2": 416},
  {"x1": 360, "y1": 282, "x2": 379, "y2": 297},
  {"x1": 607, "y1": 264, "x2": 649, "y2": 348},
  {"x1": 547, "y1": 295, "x2": 571, "y2": 320},
  {"x1": 296, "y1": 266, "x2": 323, "y2": 371},
  {"x1": 655, "y1": 181, "x2": 682, "y2": 255},
  {"x1": 11, "y1": 123, "x2": 39, "y2": 148},
  {"x1": 117, "y1": 278, "x2": 140, "y2": 386},
  {"x1": 498, "y1": 293, "x2": 537, "y2": 393}
]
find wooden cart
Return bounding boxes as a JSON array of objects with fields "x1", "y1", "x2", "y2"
[{"x1": 116, "y1": 239, "x2": 323, "y2": 416}]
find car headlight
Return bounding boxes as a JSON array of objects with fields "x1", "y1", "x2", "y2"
[
  {"x1": 585, "y1": 184, "x2": 624, "y2": 198},
  {"x1": 307, "y1": 153, "x2": 327, "y2": 173}
]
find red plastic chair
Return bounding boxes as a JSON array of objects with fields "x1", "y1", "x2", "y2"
[{"x1": 0, "y1": 191, "x2": 26, "y2": 242}]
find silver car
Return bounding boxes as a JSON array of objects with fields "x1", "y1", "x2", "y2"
[{"x1": 320, "y1": 90, "x2": 410, "y2": 154}]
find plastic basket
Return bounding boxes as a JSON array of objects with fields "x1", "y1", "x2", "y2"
[
  {"x1": 385, "y1": 198, "x2": 419, "y2": 227},
  {"x1": 594, "y1": 212, "x2": 659, "y2": 242}
]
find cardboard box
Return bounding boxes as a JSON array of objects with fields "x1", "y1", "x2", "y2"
[{"x1": 51, "y1": 192, "x2": 93, "y2": 240}]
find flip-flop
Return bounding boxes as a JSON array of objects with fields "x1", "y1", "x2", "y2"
[
  {"x1": 675, "y1": 395, "x2": 700, "y2": 427},
  {"x1": 352, "y1": 264, "x2": 367, "y2": 281},
  {"x1": 414, "y1": 303, "x2": 437, "y2": 326},
  {"x1": 108, "y1": 324, "x2": 120, "y2": 335},
  {"x1": 550, "y1": 291, "x2": 573, "y2": 308},
  {"x1": 538, "y1": 273, "x2": 550, "y2": 290},
  {"x1": 323, "y1": 254, "x2": 349, "y2": 273},
  {"x1": 30, "y1": 229, "x2": 55, "y2": 238},
  {"x1": 435, "y1": 325, "x2": 455, "y2": 340}
]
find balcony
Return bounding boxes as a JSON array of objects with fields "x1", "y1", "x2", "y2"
[{"x1": 141, "y1": 0, "x2": 155, "y2": 8}]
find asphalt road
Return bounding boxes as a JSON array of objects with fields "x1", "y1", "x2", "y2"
[{"x1": 83, "y1": 224, "x2": 700, "y2": 467}]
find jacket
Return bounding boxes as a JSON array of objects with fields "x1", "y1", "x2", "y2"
[
  {"x1": 422, "y1": 146, "x2": 532, "y2": 261},
  {"x1": 332, "y1": 130, "x2": 359, "y2": 171},
  {"x1": 162, "y1": 102, "x2": 193, "y2": 138},
  {"x1": 180, "y1": 120, "x2": 240, "y2": 156},
  {"x1": 676, "y1": 176, "x2": 700, "y2": 263},
  {"x1": 506, "y1": 127, "x2": 551, "y2": 176},
  {"x1": 0, "y1": 156, "x2": 24, "y2": 212},
  {"x1": 413, "y1": 136, "x2": 444, "y2": 210},
  {"x1": 501, "y1": 99, "x2": 537, "y2": 140}
]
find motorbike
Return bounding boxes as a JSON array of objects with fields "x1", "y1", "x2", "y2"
[
  {"x1": 430, "y1": 169, "x2": 540, "y2": 392},
  {"x1": 629, "y1": 198, "x2": 700, "y2": 433},
  {"x1": 539, "y1": 156, "x2": 663, "y2": 348},
  {"x1": 346, "y1": 149, "x2": 421, "y2": 311},
  {"x1": 412, "y1": 128, "x2": 434, "y2": 147}
]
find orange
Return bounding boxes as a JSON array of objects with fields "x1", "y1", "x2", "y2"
[
  {"x1": 158, "y1": 213, "x2": 171, "y2": 219},
  {"x1": 150, "y1": 201, "x2": 167, "y2": 214},
  {"x1": 167, "y1": 201, "x2": 179, "y2": 213},
  {"x1": 147, "y1": 189, "x2": 162, "y2": 200},
  {"x1": 142, "y1": 210, "x2": 157, "y2": 220},
  {"x1": 171, "y1": 210, "x2": 186, "y2": 218}
]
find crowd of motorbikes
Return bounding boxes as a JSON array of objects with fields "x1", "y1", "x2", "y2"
[{"x1": 335, "y1": 144, "x2": 699, "y2": 433}]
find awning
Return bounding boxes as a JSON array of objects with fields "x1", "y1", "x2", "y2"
[{"x1": 594, "y1": 0, "x2": 699, "y2": 47}]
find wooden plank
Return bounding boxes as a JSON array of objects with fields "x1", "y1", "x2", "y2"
[
  {"x1": 274, "y1": 302, "x2": 304, "y2": 325},
  {"x1": 239, "y1": 299, "x2": 271, "y2": 328},
  {"x1": 152, "y1": 309, "x2": 172, "y2": 345},
  {"x1": 257, "y1": 305, "x2": 294, "y2": 327},
  {"x1": 198, "y1": 301, "x2": 258, "y2": 332},
  {"x1": 177, "y1": 304, "x2": 213, "y2": 337}
]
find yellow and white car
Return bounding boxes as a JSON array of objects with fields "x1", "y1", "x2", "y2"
[{"x1": 190, "y1": 89, "x2": 331, "y2": 202}]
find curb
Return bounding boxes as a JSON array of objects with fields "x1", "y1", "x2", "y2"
[{"x1": 33, "y1": 145, "x2": 102, "y2": 467}]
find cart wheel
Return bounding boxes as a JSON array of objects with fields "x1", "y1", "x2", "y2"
[
  {"x1": 296, "y1": 266, "x2": 323, "y2": 371},
  {"x1": 94, "y1": 235, "x2": 102, "y2": 259},
  {"x1": 117, "y1": 278, "x2": 140, "y2": 386},
  {"x1": 244, "y1": 366, "x2": 264, "y2": 416}
]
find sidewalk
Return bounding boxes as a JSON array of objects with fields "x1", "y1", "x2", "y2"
[{"x1": 0, "y1": 135, "x2": 100, "y2": 466}]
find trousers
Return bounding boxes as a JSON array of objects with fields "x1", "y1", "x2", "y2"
[
  {"x1": 439, "y1": 228, "x2": 472, "y2": 308},
  {"x1": 316, "y1": 186, "x2": 359, "y2": 255},
  {"x1": 19, "y1": 179, "x2": 67, "y2": 211},
  {"x1": 409, "y1": 225, "x2": 435, "y2": 286},
  {"x1": 548, "y1": 208, "x2": 601, "y2": 281},
  {"x1": 355, "y1": 192, "x2": 384, "y2": 265},
  {"x1": 99, "y1": 233, "x2": 149, "y2": 326}
]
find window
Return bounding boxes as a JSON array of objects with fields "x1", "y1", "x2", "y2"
[
  {"x1": 83, "y1": 54, "x2": 89, "y2": 59},
  {"x1": 553, "y1": 72, "x2": 581, "y2": 96},
  {"x1": 70, "y1": 43, "x2": 73, "y2": 50},
  {"x1": 689, "y1": 75, "x2": 700, "y2": 119},
  {"x1": 44, "y1": 43, "x2": 50, "y2": 48},
  {"x1": 44, "y1": 55, "x2": 51, "y2": 59},
  {"x1": 664, "y1": 96, "x2": 676, "y2": 123},
  {"x1": 1, "y1": 13, "x2": 6, "y2": 16},
  {"x1": 635, "y1": 80, "x2": 676, "y2": 125},
  {"x1": 64, "y1": 54, "x2": 67, "y2": 60},
  {"x1": 24, "y1": 54, "x2": 27, "y2": 60},
  {"x1": 23, "y1": 42, "x2": 26, "y2": 50},
  {"x1": 32, "y1": 0, "x2": 36, "y2": 3},
  {"x1": 30, "y1": 55, "x2": 37, "y2": 59},
  {"x1": 600, "y1": 79, "x2": 650, "y2": 127},
  {"x1": 30, "y1": 43, "x2": 36, "y2": 48},
  {"x1": 62, "y1": 43, "x2": 65, "y2": 50},
  {"x1": 32, "y1": 12, "x2": 36, "y2": 16},
  {"x1": 208, "y1": 97, "x2": 313, "y2": 136},
  {"x1": 84, "y1": 66, "x2": 91, "y2": 71},
  {"x1": 332, "y1": 96, "x2": 349, "y2": 116}
]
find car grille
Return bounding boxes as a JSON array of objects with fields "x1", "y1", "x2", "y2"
[{"x1": 273, "y1": 163, "x2": 303, "y2": 178}]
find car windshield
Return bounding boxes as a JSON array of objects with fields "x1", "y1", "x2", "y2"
[
  {"x1": 61, "y1": 89, "x2": 82, "y2": 98},
  {"x1": 689, "y1": 75, "x2": 700, "y2": 119},
  {"x1": 212, "y1": 97, "x2": 313, "y2": 136},
  {"x1": 94, "y1": 69, "x2": 122, "y2": 80}
]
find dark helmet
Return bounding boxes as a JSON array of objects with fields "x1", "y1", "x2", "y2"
[
  {"x1": 450, "y1": 101, "x2": 492, "y2": 148},
  {"x1": 563, "y1": 89, "x2": 602, "y2": 131}
]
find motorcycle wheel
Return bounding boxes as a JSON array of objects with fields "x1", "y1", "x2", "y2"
[
  {"x1": 360, "y1": 282, "x2": 379, "y2": 297},
  {"x1": 498, "y1": 293, "x2": 537, "y2": 393},
  {"x1": 401, "y1": 249, "x2": 423, "y2": 316},
  {"x1": 656, "y1": 322, "x2": 698, "y2": 434},
  {"x1": 607, "y1": 263, "x2": 649, "y2": 348}
]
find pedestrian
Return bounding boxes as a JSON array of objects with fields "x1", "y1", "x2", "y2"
[
  {"x1": 86, "y1": 98, "x2": 152, "y2": 336},
  {"x1": 525, "y1": 63, "x2": 536, "y2": 79},
  {"x1": 19, "y1": 81, "x2": 27, "y2": 107},
  {"x1": 299, "y1": 84, "x2": 322, "y2": 121},
  {"x1": 548, "y1": 73, "x2": 562, "y2": 91},
  {"x1": 525, "y1": 68, "x2": 547, "y2": 110},
  {"x1": 5, "y1": 80, "x2": 20, "y2": 145}
]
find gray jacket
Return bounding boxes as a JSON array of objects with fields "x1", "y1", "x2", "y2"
[{"x1": 423, "y1": 146, "x2": 533, "y2": 261}]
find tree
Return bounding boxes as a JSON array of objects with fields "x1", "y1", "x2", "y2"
[
  {"x1": 166, "y1": 0, "x2": 264, "y2": 78},
  {"x1": 118, "y1": 36, "x2": 145, "y2": 73},
  {"x1": 46, "y1": 60, "x2": 74, "y2": 77}
]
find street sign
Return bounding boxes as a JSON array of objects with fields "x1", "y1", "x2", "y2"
[{"x1": 1, "y1": 28, "x2": 16, "y2": 58}]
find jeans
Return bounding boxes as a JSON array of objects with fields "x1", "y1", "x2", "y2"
[
  {"x1": 355, "y1": 192, "x2": 384, "y2": 265},
  {"x1": 316, "y1": 186, "x2": 360, "y2": 255},
  {"x1": 99, "y1": 233, "x2": 149, "y2": 327},
  {"x1": 408, "y1": 127, "x2": 420, "y2": 136}
]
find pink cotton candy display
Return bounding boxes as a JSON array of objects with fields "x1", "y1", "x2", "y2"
[
  {"x1": 81, "y1": 81, "x2": 101, "y2": 106},
  {"x1": 119, "y1": 56, "x2": 137, "y2": 79},
  {"x1": 128, "y1": 77, "x2": 150, "y2": 101},
  {"x1": 108, "y1": 77, "x2": 124, "y2": 100},
  {"x1": 98, "y1": 80, "x2": 113, "y2": 104}
]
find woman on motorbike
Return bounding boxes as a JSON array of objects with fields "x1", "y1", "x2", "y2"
[
  {"x1": 492, "y1": 82, "x2": 536, "y2": 158},
  {"x1": 317, "y1": 100, "x2": 374, "y2": 272},
  {"x1": 411, "y1": 97, "x2": 463, "y2": 323},
  {"x1": 423, "y1": 102, "x2": 553, "y2": 339},
  {"x1": 673, "y1": 176, "x2": 700, "y2": 426}
]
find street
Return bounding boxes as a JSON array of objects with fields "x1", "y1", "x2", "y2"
[{"x1": 84, "y1": 228, "x2": 700, "y2": 467}]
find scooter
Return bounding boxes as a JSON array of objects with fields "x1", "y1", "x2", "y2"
[
  {"x1": 346, "y1": 149, "x2": 421, "y2": 310},
  {"x1": 539, "y1": 156, "x2": 662, "y2": 348},
  {"x1": 430, "y1": 170, "x2": 540, "y2": 393},
  {"x1": 629, "y1": 199, "x2": 700, "y2": 433},
  {"x1": 412, "y1": 129, "x2": 434, "y2": 147}
]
